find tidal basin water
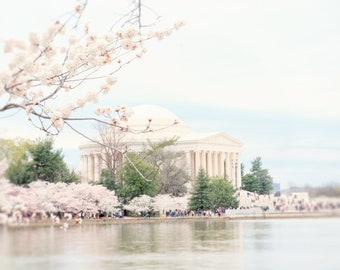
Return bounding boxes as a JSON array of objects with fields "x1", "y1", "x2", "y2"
[{"x1": 1, "y1": 218, "x2": 340, "y2": 270}]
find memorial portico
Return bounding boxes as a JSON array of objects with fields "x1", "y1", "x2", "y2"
[
  {"x1": 183, "y1": 150, "x2": 241, "y2": 185},
  {"x1": 79, "y1": 105, "x2": 243, "y2": 189}
]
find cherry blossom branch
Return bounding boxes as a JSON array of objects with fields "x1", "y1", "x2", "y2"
[{"x1": 0, "y1": 0, "x2": 184, "y2": 138}]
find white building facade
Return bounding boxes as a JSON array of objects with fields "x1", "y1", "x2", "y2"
[{"x1": 79, "y1": 105, "x2": 243, "y2": 189}]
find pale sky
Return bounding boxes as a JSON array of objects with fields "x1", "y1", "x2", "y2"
[{"x1": 1, "y1": 0, "x2": 340, "y2": 189}]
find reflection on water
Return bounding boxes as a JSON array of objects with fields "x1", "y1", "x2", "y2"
[{"x1": 1, "y1": 218, "x2": 340, "y2": 270}]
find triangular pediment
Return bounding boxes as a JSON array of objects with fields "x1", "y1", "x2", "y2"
[
  {"x1": 197, "y1": 132, "x2": 243, "y2": 146},
  {"x1": 180, "y1": 132, "x2": 243, "y2": 147}
]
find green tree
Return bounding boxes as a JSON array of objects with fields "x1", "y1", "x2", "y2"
[
  {"x1": 188, "y1": 168, "x2": 210, "y2": 211},
  {"x1": 6, "y1": 138, "x2": 78, "y2": 185},
  {"x1": 207, "y1": 177, "x2": 239, "y2": 210},
  {"x1": 28, "y1": 139, "x2": 78, "y2": 183},
  {"x1": 99, "y1": 168, "x2": 117, "y2": 191},
  {"x1": 242, "y1": 157, "x2": 273, "y2": 195},
  {"x1": 5, "y1": 160, "x2": 33, "y2": 186},
  {"x1": 143, "y1": 138, "x2": 189, "y2": 196},
  {"x1": 119, "y1": 152, "x2": 160, "y2": 203},
  {"x1": 242, "y1": 174, "x2": 259, "y2": 193}
]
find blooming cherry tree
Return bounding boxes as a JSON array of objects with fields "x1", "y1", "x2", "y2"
[
  {"x1": 124, "y1": 194, "x2": 155, "y2": 215},
  {"x1": 0, "y1": 178, "x2": 120, "y2": 217},
  {"x1": 0, "y1": 0, "x2": 184, "y2": 138}
]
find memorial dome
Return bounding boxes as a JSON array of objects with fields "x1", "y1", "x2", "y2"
[
  {"x1": 130, "y1": 105, "x2": 178, "y2": 121},
  {"x1": 125, "y1": 105, "x2": 192, "y2": 139}
]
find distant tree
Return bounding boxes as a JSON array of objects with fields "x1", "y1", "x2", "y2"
[
  {"x1": 27, "y1": 139, "x2": 78, "y2": 183},
  {"x1": 207, "y1": 177, "x2": 239, "y2": 210},
  {"x1": 96, "y1": 124, "x2": 128, "y2": 186},
  {"x1": 303, "y1": 184, "x2": 340, "y2": 198},
  {"x1": 1, "y1": 138, "x2": 34, "y2": 186},
  {"x1": 0, "y1": 138, "x2": 33, "y2": 164},
  {"x1": 143, "y1": 138, "x2": 189, "y2": 196},
  {"x1": 98, "y1": 168, "x2": 117, "y2": 191},
  {"x1": 159, "y1": 158, "x2": 189, "y2": 196},
  {"x1": 6, "y1": 138, "x2": 78, "y2": 185},
  {"x1": 5, "y1": 160, "x2": 33, "y2": 186},
  {"x1": 242, "y1": 174, "x2": 259, "y2": 193},
  {"x1": 242, "y1": 157, "x2": 273, "y2": 195},
  {"x1": 119, "y1": 152, "x2": 160, "y2": 203},
  {"x1": 188, "y1": 168, "x2": 210, "y2": 211}
]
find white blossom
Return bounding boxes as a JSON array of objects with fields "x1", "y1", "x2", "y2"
[
  {"x1": 86, "y1": 91, "x2": 98, "y2": 103},
  {"x1": 11, "y1": 85, "x2": 27, "y2": 97},
  {"x1": 51, "y1": 110, "x2": 64, "y2": 129},
  {"x1": 95, "y1": 107, "x2": 110, "y2": 115},
  {"x1": 124, "y1": 195, "x2": 155, "y2": 213},
  {"x1": 3, "y1": 39, "x2": 27, "y2": 53},
  {"x1": 0, "y1": 72, "x2": 11, "y2": 85},
  {"x1": 106, "y1": 75, "x2": 117, "y2": 85},
  {"x1": 69, "y1": 35, "x2": 78, "y2": 45},
  {"x1": 61, "y1": 103, "x2": 75, "y2": 118},
  {"x1": 174, "y1": 21, "x2": 185, "y2": 30},
  {"x1": 120, "y1": 107, "x2": 133, "y2": 121},
  {"x1": 77, "y1": 97, "x2": 87, "y2": 108},
  {"x1": 104, "y1": 33, "x2": 114, "y2": 43},
  {"x1": 117, "y1": 28, "x2": 138, "y2": 40},
  {"x1": 120, "y1": 39, "x2": 137, "y2": 50},
  {"x1": 100, "y1": 84, "x2": 110, "y2": 94},
  {"x1": 29, "y1": 32, "x2": 40, "y2": 47}
]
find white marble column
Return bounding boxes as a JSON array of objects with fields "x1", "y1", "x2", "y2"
[
  {"x1": 230, "y1": 152, "x2": 236, "y2": 186},
  {"x1": 88, "y1": 155, "x2": 94, "y2": 182},
  {"x1": 207, "y1": 151, "x2": 213, "y2": 176},
  {"x1": 81, "y1": 155, "x2": 87, "y2": 182},
  {"x1": 213, "y1": 151, "x2": 218, "y2": 177},
  {"x1": 86, "y1": 155, "x2": 90, "y2": 182},
  {"x1": 194, "y1": 151, "x2": 200, "y2": 179},
  {"x1": 98, "y1": 153, "x2": 103, "y2": 170},
  {"x1": 218, "y1": 152, "x2": 224, "y2": 177},
  {"x1": 185, "y1": 151, "x2": 192, "y2": 178},
  {"x1": 224, "y1": 152, "x2": 228, "y2": 178},
  {"x1": 201, "y1": 151, "x2": 206, "y2": 172},
  {"x1": 190, "y1": 151, "x2": 195, "y2": 179},
  {"x1": 94, "y1": 154, "x2": 99, "y2": 182},
  {"x1": 236, "y1": 153, "x2": 241, "y2": 189},
  {"x1": 231, "y1": 153, "x2": 237, "y2": 188},
  {"x1": 225, "y1": 152, "x2": 230, "y2": 181}
]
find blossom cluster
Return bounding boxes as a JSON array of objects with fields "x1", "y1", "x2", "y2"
[
  {"x1": 0, "y1": 179, "x2": 119, "y2": 215},
  {"x1": 0, "y1": 2, "x2": 184, "y2": 136},
  {"x1": 124, "y1": 195, "x2": 155, "y2": 213}
]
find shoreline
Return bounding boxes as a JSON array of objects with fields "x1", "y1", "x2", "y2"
[{"x1": 3, "y1": 210, "x2": 340, "y2": 228}]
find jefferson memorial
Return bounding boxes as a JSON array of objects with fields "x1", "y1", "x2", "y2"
[{"x1": 79, "y1": 105, "x2": 243, "y2": 189}]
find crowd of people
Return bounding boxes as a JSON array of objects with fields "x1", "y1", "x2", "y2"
[
  {"x1": 0, "y1": 207, "x2": 126, "y2": 226},
  {"x1": 1, "y1": 190, "x2": 340, "y2": 226}
]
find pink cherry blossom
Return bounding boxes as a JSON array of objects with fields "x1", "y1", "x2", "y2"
[{"x1": 0, "y1": 1, "x2": 184, "y2": 139}]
